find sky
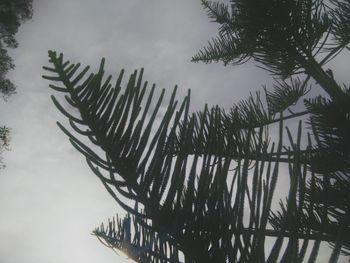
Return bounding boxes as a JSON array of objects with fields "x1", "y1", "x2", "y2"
[{"x1": 0, "y1": 1, "x2": 349, "y2": 263}]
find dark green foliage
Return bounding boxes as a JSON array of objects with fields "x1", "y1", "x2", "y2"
[
  {"x1": 193, "y1": 0, "x2": 348, "y2": 99},
  {"x1": 306, "y1": 94, "x2": 350, "y2": 174},
  {"x1": 0, "y1": 0, "x2": 33, "y2": 99},
  {"x1": 93, "y1": 214, "x2": 182, "y2": 263},
  {"x1": 0, "y1": 0, "x2": 33, "y2": 168},
  {"x1": 191, "y1": 1, "x2": 350, "y2": 258},
  {"x1": 304, "y1": 93, "x2": 350, "y2": 255},
  {"x1": 193, "y1": 0, "x2": 330, "y2": 74},
  {"x1": 266, "y1": 78, "x2": 309, "y2": 115},
  {"x1": 43, "y1": 0, "x2": 350, "y2": 261},
  {"x1": 43, "y1": 49, "x2": 348, "y2": 262},
  {"x1": 0, "y1": 0, "x2": 33, "y2": 49},
  {"x1": 0, "y1": 47, "x2": 15, "y2": 99},
  {"x1": 0, "y1": 126, "x2": 10, "y2": 148},
  {"x1": 329, "y1": 0, "x2": 350, "y2": 47},
  {"x1": 0, "y1": 125, "x2": 10, "y2": 169}
]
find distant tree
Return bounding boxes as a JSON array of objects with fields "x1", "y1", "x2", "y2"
[
  {"x1": 0, "y1": 0, "x2": 33, "y2": 99},
  {"x1": 43, "y1": 0, "x2": 349, "y2": 262},
  {"x1": 0, "y1": 0, "x2": 33, "y2": 168},
  {"x1": 0, "y1": 126, "x2": 10, "y2": 168}
]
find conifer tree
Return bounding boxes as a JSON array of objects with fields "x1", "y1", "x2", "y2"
[{"x1": 43, "y1": 0, "x2": 349, "y2": 262}]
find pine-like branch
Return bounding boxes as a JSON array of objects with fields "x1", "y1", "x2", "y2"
[{"x1": 43, "y1": 51, "x2": 348, "y2": 262}]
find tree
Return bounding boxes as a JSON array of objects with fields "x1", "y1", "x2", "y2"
[
  {"x1": 43, "y1": 0, "x2": 349, "y2": 262},
  {"x1": 0, "y1": 126, "x2": 10, "y2": 169},
  {"x1": 191, "y1": 0, "x2": 350, "y2": 260},
  {"x1": 0, "y1": 0, "x2": 33, "y2": 168},
  {"x1": 0, "y1": 0, "x2": 33, "y2": 98}
]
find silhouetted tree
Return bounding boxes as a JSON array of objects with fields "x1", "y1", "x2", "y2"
[
  {"x1": 192, "y1": 0, "x2": 350, "y2": 260},
  {"x1": 0, "y1": 0, "x2": 33, "y2": 98},
  {"x1": 0, "y1": 0, "x2": 33, "y2": 168},
  {"x1": 43, "y1": 0, "x2": 349, "y2": 262},
  {"x1": 0, "y1": 126, "x2": 10, "y2": 169}
]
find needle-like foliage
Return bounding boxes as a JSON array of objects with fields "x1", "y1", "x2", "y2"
[
  {"x1": 193, "y1": 0, "x2": 349, "y2": 99},
  {"x1": 43, "y1": 0, "x2": 350, "y2": 262},
  {"x1": 43, "y1": 53, "x2": 348, "y2": 262}
]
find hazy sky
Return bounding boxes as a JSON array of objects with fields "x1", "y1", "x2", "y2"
[{"x1": 0, "y1": 1, "x2": 349, "y2": 263}]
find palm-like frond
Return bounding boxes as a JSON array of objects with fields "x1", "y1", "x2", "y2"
[
  {"x1": 43, "y1": 50, "x2": 190, "y2": 215},
  {"x1": 43, "y1": 51, "x2": 348, "y2": 262},
  {"x1": 175, "y1": 78, "x2": 309, "y2": 163},
  {"x1": 192, "y1": 1, "x2": 350, "y2": 259},
  {"x1": 268, "y1": 87, "x2": 350, "y2": 258}
]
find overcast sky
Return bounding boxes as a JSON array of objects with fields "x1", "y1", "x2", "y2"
[{"x1": 0, "y1": 1, "x2": 349, "y2": 263}]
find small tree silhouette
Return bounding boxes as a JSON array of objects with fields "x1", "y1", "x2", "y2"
[
  {"x1": 0, "y1": 0, "x2": 33, "y2": 99},
  {"x1": 43, "y1": 0, "x2": 349, "y2": 262},
  {"x1": 0, "y1": 0, "x2": 33, "y2": 168}
]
